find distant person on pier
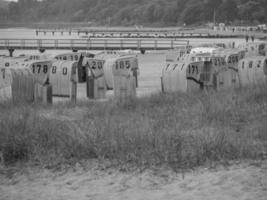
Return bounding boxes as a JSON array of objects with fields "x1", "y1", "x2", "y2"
[
  {"x1": 251, "y1": 35, "x2": 255, "y2": 42},
  {"x1": 245, "y1": 34, "x2": 249, "y2": 43}
]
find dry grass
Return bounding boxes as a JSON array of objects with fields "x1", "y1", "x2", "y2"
[{"x1": 0, "y1": 85, "x2": 266, "y2": 170}]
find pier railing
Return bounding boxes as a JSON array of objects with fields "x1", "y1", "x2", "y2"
[{"x1": 0, "y1": 38, "x2": 189, "y2": 51}]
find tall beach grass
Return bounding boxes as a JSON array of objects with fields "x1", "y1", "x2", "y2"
[{"x1": 0, "y1": 85, "x2": 266, "y2": 170}]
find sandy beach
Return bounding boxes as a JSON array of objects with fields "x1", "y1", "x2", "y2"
[{"x1": 0, "y1": 160, "x2": 267, "y2": 200}]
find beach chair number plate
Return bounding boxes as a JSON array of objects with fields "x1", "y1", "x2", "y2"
[
  {"x1": 90, "y1": 61, "x2": 103, "y2": 70},
  {"x1": 32, "y1": 64, "x2": 48, "y2": 74},
  {"x1": 1, "y1": 68, "x2": 5, "y2": 79},
  {"x1": 115, "y1": 61, "x2": 131, "y2": 70},
  {"x1": 187, "y1": 65, "x2": 199, "y2": 76},
  {"x1": 51, "y1": 66, "x2": 68, "y2": 75}
]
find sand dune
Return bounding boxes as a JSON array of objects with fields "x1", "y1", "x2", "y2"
[{"x1": 1, "y1": 161, "x2": 266, "y2": 200}]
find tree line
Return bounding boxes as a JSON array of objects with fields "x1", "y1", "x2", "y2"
[{"x1": 0, "y1": 0, "x2": 266, "y2": 26}]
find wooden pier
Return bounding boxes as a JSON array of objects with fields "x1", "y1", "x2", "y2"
[
  {"x1": 35, "y1": 29, "x2": 240, "y2": 38},
  {"x1": 0, "y1": 38, "x2": 189, "y2": 53}
]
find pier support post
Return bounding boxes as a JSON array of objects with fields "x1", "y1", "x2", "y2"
[
  {"x1": 140, "y1": 48, "x2": 145, "y2": 54},
  {"x1": 39, "y1": 48, "x2": 46, "y2": 53},
  {"x1": 8, "y1": 49, "x2": 15, "y2": 57}
]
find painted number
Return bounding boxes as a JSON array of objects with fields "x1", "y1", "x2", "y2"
[
  {"x1": 249, "y1": 62, "x2": 253, "y2": 68},
  {"x1": 37, "y1": 65, "x2": 42, "y2": 73},
  {"x1": 1, "y1": 68, "x2": 5, "y2": 79},
  {"x1": 90, "y1": 61, "x2": 103, "y2": 70},
  {"x1": 188, "y1": 65, "x2": 199, "y2": 75},
  {"x1": 32, "y1": 64, "x2": 48, "y2": 74},
  {"x1": 229, "y1": 56, "x2": 238, "y2": 64},
  {"x1": 52, "y1": 66, "x2": 57, "y2": 74},
  {"x1": 97, "y1": 61, "x2": 103, "y2": 69},
  {"x1": 62, "y1": 67, "x2": 68, "y2": 75},
  {"x1": 214, "y1": 58, "x2": 221, "y2": 66},
  {"x1": 43, "y1": 65, "x2": 48, "y2": 73},
  {"x1": 115, "y1": 60, "x2": 131, "y2": 70},
  {"x1": 91, "y1": 61, "x2": 96, "y2": 69},
  {"x1": 125, "y1": 61, "x2": 130, "y2": 69}
]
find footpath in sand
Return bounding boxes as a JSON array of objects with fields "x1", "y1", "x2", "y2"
[{"x1": 0, "y1": 160, "x2": 267, "y2": 200}]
